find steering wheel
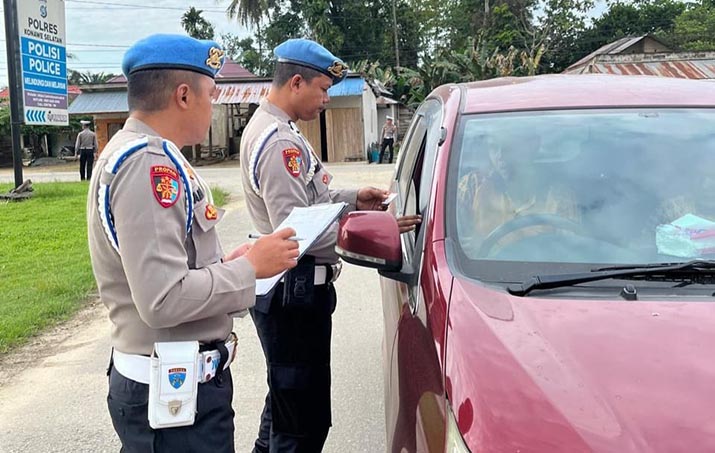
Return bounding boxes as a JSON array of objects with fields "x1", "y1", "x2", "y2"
[{"x1": 477, "y1": 214, "x2": 584, "y2": 257}]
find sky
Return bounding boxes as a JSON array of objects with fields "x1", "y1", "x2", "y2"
[
  {"x1": 0, "y1": 0, "x2": 613, "y2": 88},
  {"x1": 0, "y1": 0, "x2": 253, "y2": 87}
]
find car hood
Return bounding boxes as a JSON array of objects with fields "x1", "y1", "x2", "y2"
[{"x1": 446, "y1": 278, "x2": 715, "y2": 452}]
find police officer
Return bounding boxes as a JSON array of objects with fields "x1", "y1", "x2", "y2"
[
  {"x1": 86, "y1": 34, "x2": 300, "y2": 453},
  {"x1": 379, "y1": 115, "x2": 397, "y2": 164},
  {"x1": 239, "y1": 39, "x2": 391, "y2": 451},
  {"x1": 75, "y1": 119, "x2": 98, "y2": 180}
]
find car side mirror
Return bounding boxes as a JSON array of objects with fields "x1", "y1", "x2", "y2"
[{"x1": 336, "y1": 211, "x2": 402, "y2": 272}]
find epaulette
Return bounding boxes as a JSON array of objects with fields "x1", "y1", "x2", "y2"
[
  {"x1": 248, "y1": 123, "x2": 279, "y2": 196},
  {"x1": 249, "y1": 121, "x2": 321, "y2": 197},
  {"x1": 98, "y1": 137, "x2": 193, "y2": 254}
]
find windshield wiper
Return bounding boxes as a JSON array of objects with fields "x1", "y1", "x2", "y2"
[{"x1": 507, "y1": 260, "x2": 715, "y2": 297}]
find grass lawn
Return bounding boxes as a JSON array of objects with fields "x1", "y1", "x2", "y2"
[{"x1": 0, "y1": 182, "x2": 230, "y2": 354}]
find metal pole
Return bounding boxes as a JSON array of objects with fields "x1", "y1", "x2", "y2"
[
  {"x1": 3, "y1": 0, "x2": 24, "y2": 188},
  {"x1": 392, "y1": 0, "x2": 400, "y2": 68}
]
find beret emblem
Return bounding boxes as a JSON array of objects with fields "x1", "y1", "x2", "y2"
[
  {"x1": 327, "y1": 61, "x2": 348, "y2": 78},
  {"x1": 206, "y1": 47, "x2": 225, "y2": 70}
]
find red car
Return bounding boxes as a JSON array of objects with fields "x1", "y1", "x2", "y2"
[{"x1": 337, "y1": 74, "x2": 715, "y2": 452}]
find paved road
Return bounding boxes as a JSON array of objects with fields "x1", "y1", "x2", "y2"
[{"x1": 0, "y1": 161, "x2": 395, "y2": 453}]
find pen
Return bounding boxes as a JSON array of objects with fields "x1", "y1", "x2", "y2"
[{"x1": 248, "y1": 233, "x2": 305, "y2": 241}]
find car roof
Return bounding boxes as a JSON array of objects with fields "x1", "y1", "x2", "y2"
[{"x1": 441, "y1": 74, "x2": 715, "y2": 114}]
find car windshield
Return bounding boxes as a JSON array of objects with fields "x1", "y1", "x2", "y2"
[{"x1": 448, "y1": 108, "x2": 715, "y2": 282}]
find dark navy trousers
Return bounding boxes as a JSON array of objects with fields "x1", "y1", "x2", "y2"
[
  {"x1": 250, "y1": 282, "x2": 337, "y2": 453},
  {"x1": 107, "y1": 361, "x2": 235, "y2": 452}
]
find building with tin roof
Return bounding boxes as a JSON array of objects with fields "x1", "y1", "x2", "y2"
[{"x1": 564, "y1": 35, "x2": 715, "y2": 79}]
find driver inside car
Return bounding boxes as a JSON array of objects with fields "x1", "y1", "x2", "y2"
[{"x1": 457, "y1": 134, "x2": 580, "y2": 254}]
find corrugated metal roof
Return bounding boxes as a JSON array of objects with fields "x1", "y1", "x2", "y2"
[
  {"x1": 68, "y1": 76, "x2": 366, "y2": 113},
  {"x1": 68, "y1": 91, "x2": 128, "y2": 114},
  {"x1": 1, "y1": 85, "x2": 82, "y2": 97},
  {"x1": 567, "y1": 36, "x2": 644, "y2": 71},
  {"x1": 212, "y1": 77, "x2": 365, "y2": 104},
  {"x1": 106, "y1": 59, "x2": 257, "y2": 84},
  {"x1": 566, "y1": 35, "x2": 675, "y2": 72},
  {"x1": 327, "y1": 77, "x2": 365, "y2": 97},
  {"x1": 376, "y1": 95, "x2": 398, "y2": 105},
  {"x1": 213, "y1": 82, "x2": 272, "y2": 104},
  {"x1": 565, "y1": 52, "x2": 715, "y2": 79}
]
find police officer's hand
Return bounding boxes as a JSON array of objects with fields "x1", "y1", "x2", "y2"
[
  {"x1": 245, "y1": 228, "x2": 300, "y2": 278},
  {"x1": 397, "y1": 215, "x2": 422, "y2": 233},
  {"x1": 223, "y1": 243, "x2": 252, "y2": 263},
  {"x1": 357, "y1": 187, "x2": 390, "y2": 211}
]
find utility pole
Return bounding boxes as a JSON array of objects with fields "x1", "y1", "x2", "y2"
[
  {"x1": 3, "y1": 0, "x2": 24, "y2": 188},
  {"x1": 391, "y1": 0, "x2": 401, "y2": 149},
  {"x1": 392, "y1": 0, "x2": 400, "y2": 68}
]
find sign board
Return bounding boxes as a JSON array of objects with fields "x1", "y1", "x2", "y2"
[{"x1": 17, "y1": 0, "x2": 68, "y2": 126}]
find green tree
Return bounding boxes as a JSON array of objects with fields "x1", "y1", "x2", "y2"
[
  {"x1": 220, "y1": 34, "x2": 271, "y2": 76},
  {"x1": 181, "y1": 7, "x2": 215, "y2": 40},
  {"x1": 67, "y1": 70, "x2": 115, "y2": 85},
  {"x1": 0, "y1": 106, "x2": 10, "y2": 137},
  {"x1": 672, "y1": 1, "x2": 715, "y2": 51},
  {"x1": 529, "y1": 0, "x2": 594, "y2": 72}
]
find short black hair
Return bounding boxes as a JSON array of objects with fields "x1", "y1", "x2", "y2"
[
  {"x1": 272, "y1": 62, "x2": 323, "y2": 88},
  {"x1": 127, "y1": 69, "x2": 203, "y2": 113}
]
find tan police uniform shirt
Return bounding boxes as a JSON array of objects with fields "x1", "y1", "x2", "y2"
[
  {"x1": 240, "y1": 99, "x2": 358, "y2": 264},
  {"x1": 75, "y1": 128, "x2": 98, "y2": 152},
  {"x1": 87, "y1": 118, "x2": 256, "y2": 356},
  {"x1": 381, "y1": 123, "x2": 397, "y2": 141}
]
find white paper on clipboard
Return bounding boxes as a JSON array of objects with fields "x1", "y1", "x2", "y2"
[{"x1": 255, "y1": 202, "x2": 348, "y2": 296}]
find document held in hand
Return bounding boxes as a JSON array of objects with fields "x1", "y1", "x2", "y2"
[{"x1": 255, "y1": 202, "x2": 348, "y2": 296}]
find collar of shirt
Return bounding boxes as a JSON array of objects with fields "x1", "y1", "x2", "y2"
[
  {"x1": 123, "y1": 117, "x2": 162, "y2": 137},
  {"x1": 260, "y1": 99, "x2": 293, "y2": 124}
]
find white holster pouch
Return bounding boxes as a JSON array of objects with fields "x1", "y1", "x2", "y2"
[{"x1": 148, "y1": 341, "x2": 200, "y2": 429}]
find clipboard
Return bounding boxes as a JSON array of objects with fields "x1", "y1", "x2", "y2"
[{"x1": 255, "y1": 202, "x2": 348, "y2": 296}]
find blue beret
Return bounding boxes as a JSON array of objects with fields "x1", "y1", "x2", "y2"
[
  {"x1": 122, "y1": 34, "x2": 225, "y2": 79},
  {"x1": 274, "y1": 39, "x2": 348, "y2": 85}
]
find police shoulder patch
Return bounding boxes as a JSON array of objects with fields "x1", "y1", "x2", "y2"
[
  {"x1": 282, "y1": 148, "x2": 302, "y2": 178},
  {"x1": 150, "y1": 165, "x2": 181, "y2": 208}
]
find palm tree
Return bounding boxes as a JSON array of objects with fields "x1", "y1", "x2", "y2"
[
  {"x1": 67, "y1": 70, "x2": 116, "y2": 85},
  {"x1": 224, "y1": 0, "x2": 276, "y2": 74},
  {"x1": 225, "y1": 0, "x2": 275, "y2": 27},
  {"x1": 182, "y1": 7, "x2": 216, "y2": 40}
]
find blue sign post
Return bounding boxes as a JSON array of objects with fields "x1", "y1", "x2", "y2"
[{"x1": 18, "y1": 0, "x2": 67, "y2": 126}]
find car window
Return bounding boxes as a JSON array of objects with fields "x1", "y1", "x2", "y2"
[
  {"x1": 418, "y1": 101, "x2": 443, "y2": 213},
  {"x1": 396, "y1": 100, "x2": 442, "y2": 217},
  {"x1": 397, "y1": 115, "x2": 427, "y2": 212},
  {"x1": 446, "y1": 108, "x2": 715, "y2": 283},
  {"x1": 396, "y1": 100, "x2": 443, "y2": 270}
]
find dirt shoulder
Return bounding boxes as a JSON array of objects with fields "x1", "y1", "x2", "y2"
[{"x1": 0, "y1": 299, "x2": 106, "y2": 389}]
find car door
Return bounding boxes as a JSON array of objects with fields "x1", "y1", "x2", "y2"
[{"x1": 383, "y1": 99, "x2": 448, "y2": 452}]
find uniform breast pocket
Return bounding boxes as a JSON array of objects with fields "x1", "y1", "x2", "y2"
[{"x1": 190, "y1": 199, "x2": 225, "y2": 268}]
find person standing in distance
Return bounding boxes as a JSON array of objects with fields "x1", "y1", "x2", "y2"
[
  {"x1": 240, "y1": 39, "x2": 392, "y2": 452},
  {"x1": 75, "y1": 119, "x2": 98, "y2": 180},
  {"x1": 379, "y1": 115, "x2": 398, "y2": 164},
  {"x1": 86, "y1": 34, "x2": 300, "y2": 453}
]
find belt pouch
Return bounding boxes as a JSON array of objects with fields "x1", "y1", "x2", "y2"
[
  {"x1": 282, "y1": 255, "x2": 315, "y2": 308},
  {"x1": 148, "y1": 341, "x2": 200, "y2": 429}
]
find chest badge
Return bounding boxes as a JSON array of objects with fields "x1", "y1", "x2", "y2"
[
  {"x1": 150, "y1": 165, "x2": 181, "y2": 208},
  {"x1": 205, "y1": 204, "x2": 218, "y2": 220},
  {"x1": 322, "y1": 173, "x2": 329, "y2": 185},
  {"x1": 282, "y1": 148, "x2": 302, "y2": 178}
]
